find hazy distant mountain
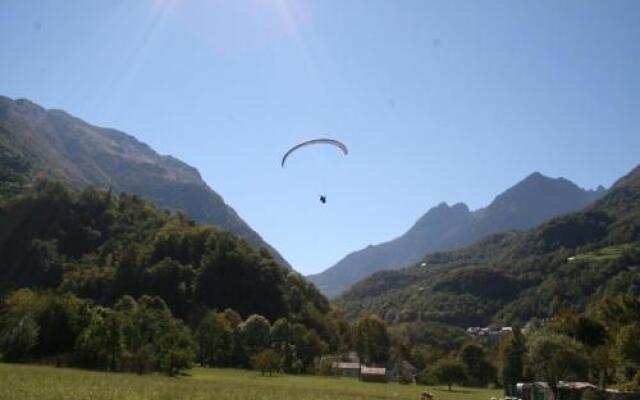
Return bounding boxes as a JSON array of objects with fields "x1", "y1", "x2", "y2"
[
  {"x1": 0, "y1": 96, "x2": 291, "y2": 269},
  {"x1": 308, "y1": 172, "x2": 605, "y2": 297}
]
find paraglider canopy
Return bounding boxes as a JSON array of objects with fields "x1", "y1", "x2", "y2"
[{"x1": 281, "y1": 138, "x2": 348, "y2": 167}]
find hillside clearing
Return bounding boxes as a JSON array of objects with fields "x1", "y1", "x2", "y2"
[
  {"x1": 570, "y1": 244, "x2": 635, "y2": 262},
  {"x1": 0, "y1": 364, "x2": 501, "y2": 400}
]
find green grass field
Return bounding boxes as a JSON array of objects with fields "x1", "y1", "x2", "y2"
[{"x1": 0, "y1": 363, "x2": 502, "y2": 400}]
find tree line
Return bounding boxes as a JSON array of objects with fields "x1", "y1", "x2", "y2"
[
  {"x1": 0, "y1": 289, "x2": 338, "y2": 376},
  {"x1": 2, "y1": 180, "x2": 640, "y2": 392},
  {"x1": 0, "y1": 287, "x2": 400, "y2": 377},
  {"x1": 389, "y1": 294, "x2": 640, "y2": 393}
]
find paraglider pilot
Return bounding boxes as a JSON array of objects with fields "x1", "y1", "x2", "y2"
[{"x1": 320, "y1": 195, "x2": 327, "y2": 204}]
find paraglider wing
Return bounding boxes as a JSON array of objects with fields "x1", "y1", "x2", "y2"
[{"x1": 281, "y1": 138, "x2": 348, "y2": 167}]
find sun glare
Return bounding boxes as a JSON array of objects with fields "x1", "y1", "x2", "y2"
[{"x1": 150, "y1": 0, "x2": 310, "y2": 54}]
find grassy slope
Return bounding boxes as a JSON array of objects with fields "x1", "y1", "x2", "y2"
[
  {"x1": 570, "y1": 244, "x2": 633, "y2": 262},
  {"x1": 0, "y1": 364, "x2": 501, "y2": 400}
]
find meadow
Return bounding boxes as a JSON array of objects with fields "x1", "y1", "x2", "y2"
[
  {"x1": 570, "y1": 244, "x2": 633, "y2": 262},
  {"x1": 0, "y1": 363, "x2": 502, "y2": 400}
]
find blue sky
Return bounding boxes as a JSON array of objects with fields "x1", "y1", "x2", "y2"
[{"x1": 1, "y1": 0, "x2": 639, "y2": 274}]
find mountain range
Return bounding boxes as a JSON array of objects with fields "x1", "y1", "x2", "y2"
[
  {"x1": 309, "y1": 172, "x2": 606, "y2": 297},
  {"x1": 337, "y1": 163, "x2": 640, "y2": 327},
  {"x1": 0, "y1": 96, "x2": 290, "y2": 269}
]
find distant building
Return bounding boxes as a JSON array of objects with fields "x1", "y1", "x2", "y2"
[
  {"x1": 360, "y1": 366, "x2": 387, "y2": 383},
  {"x1": 330, "y1": 352, "x2": 361, "y2": 378},
  {"x1": 330, "y1": 352, "x2": 415, "y2": 383},
  {"x1": 466, "y1": 326, "x2": 512, "y2": 342},
  {"x1": 330, "y1": 362, "x2": 360, "y2": 378},
  {"x1": 330, "y1": 363, "x2": 388, "y2": 382}
]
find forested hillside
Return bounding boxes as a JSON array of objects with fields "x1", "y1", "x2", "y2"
[
  {"x1": 0, "y1": 96, "x2": 290, "y2": 268},
  {"x1": 338, "y1": 165, "x2": 640, "y2": 328},
  {"x1": 0, "y1": 181, "x2": 328, "y2": 324},
  {"x1": 0, "y1": 181, "x2": 346, "y2": 374},
  {"x1": 310, "y1": 172, "x2": 605, "y2": 297}
]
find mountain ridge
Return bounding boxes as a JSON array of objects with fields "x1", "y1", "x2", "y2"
[
  {"x1": 308, "y1": 171, "x2": 605, "y2": 297},
  {"x1": 0, "y1": 95, "x2": 291, "y2": 269},
  {"x1": 337, "y1": 163, "x2": 640, "y2": 327}
]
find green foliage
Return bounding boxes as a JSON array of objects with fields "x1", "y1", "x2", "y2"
[
  {"x1": 353, "y1": 315, "x2": 390, "y2": 365},
  {"x1": 251, "y1": 349, "x2": 281, "y2": 376},
  {"x1": 548, "y1": 310, "x2": 607, "y2": 348},
  {"x1": 240, "y1": 314, "x2": 271, "y2": 362},
  {"x1": 0, "y1": 134, "x2": 33, "y2": 202},
  {"x1": 74, "y1": 308, "x2": 123, "y2": 371},
  {"x1": 433, "y1": 267, "x2": 520, "y2": 301},
  {"x1": 146, "y1": 258, "x2": 196, "y2": 319},
  {"x1": 0, "y1": 314, "x2": 39, "y2": 362},
  {"x1": 72, "y1": 295, "x2": 195, "y2": 375},
  {"x1": 526, "y1": 331, "x2": 588, "y2": 392},
  {"x1": 498, "y1": 327, "x2": 526, "y2": 388},
  {"x1": 594, "y1": 294, "x2": 640, "y2": 328},
  {"x1": 0, "y1": 291, "x2": 184, "y2": 375},
  {"x1": 324, "y1": 307, "x2": 352, "y2": 353},
  {"x1": 0, "y1": 289, "x2": 194, "y2": 374},
  {"x1": 432, "y1": 358, "x2": 467, "y2": 391},
  {"x1": 390, "y1": 321, "x2": 466, "y2": 369},
  {"x1": 339, "y1": 183, "x2": 640, "y2": 330},
  {"x1": 0, "y1": 182, "x2": 334, "y2": 360},
  {"x1": 196, "y1": 310, "x2": 233, "y2": 367},
  {"x1": 195, "y1": 234, "x2": 288, "y2": 320},
  {"x1": 615, "y1": 323, "x2": 640, "y2": 369},
  {"x1": 290, "y1": 323, "x2": 326, "y2": 371},
  {"x1": 223, "y1": 308, "x2": 243, "y2": 329},
  {"x1": 0, "y1": 289, "x2": 90, "y2": 361},
  {"x1": 156, "y1": 320, "x2": 195, "y2": 376},
  {"x1": 630, "y1": 370, "x2": 640, "y2": 390},
  {"x1": 270, "y1": 318, "x2": 299, "y2": 373},
  {"x1": 313, "y1": 355, "x2": 335, "y2": 376},
  {"x1": 459, "y1": 343, "x2": 496, "y2": 386}
]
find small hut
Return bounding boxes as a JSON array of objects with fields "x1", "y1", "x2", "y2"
[
  {"x1": 330, "y1": 352, "x2": 361, "y2": 378},
  {"x1": 360, "y1": 366, "x2": 387, "y2": 383},
  {"x1": 388, "y1": 360, "x2": 417, "y2": 383},
  {"x1": 331, "y1": 362, "x2": 361, "y2": 378}
]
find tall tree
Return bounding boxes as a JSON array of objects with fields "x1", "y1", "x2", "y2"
[
  {"x1": 527, "y1": 332, "x2": 588, "y2": 397},
  {"x1": 291, "y1": 323, "x2": 326, "y2": 371},
  {"x1": 196, "y1": 311, "x2": 233, "y2": 366},
  {"x1": 157, "y1": 320, "x2": 195, "y2": 376},
  {"x1": 433, "y1": 358, "x2": 467, "y2": 391},
  {"x1": 0, "y1": 314, "x2": 39, "y2": 362},
  {"x1": 460, "y1": 343, "x2": 496, "y2": 386},
  {"x1": 499, "y1": 327, "x2": 526, "y2": 394},
  {"x1": 251, "y1": 349, "x2": 282, "y2": 376},
  {"x1": 240, "y1": 315, "x2": 271, "y2": 360},
  {"x1": 614, "y1": 322, "x2": 640, "y2": 380},
  {"x1": 353, "y1": 315, "x2": 390, "y2": 365},
  {"x1": 74, "y1": 308, "x2": 123, "y2": 370}
]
